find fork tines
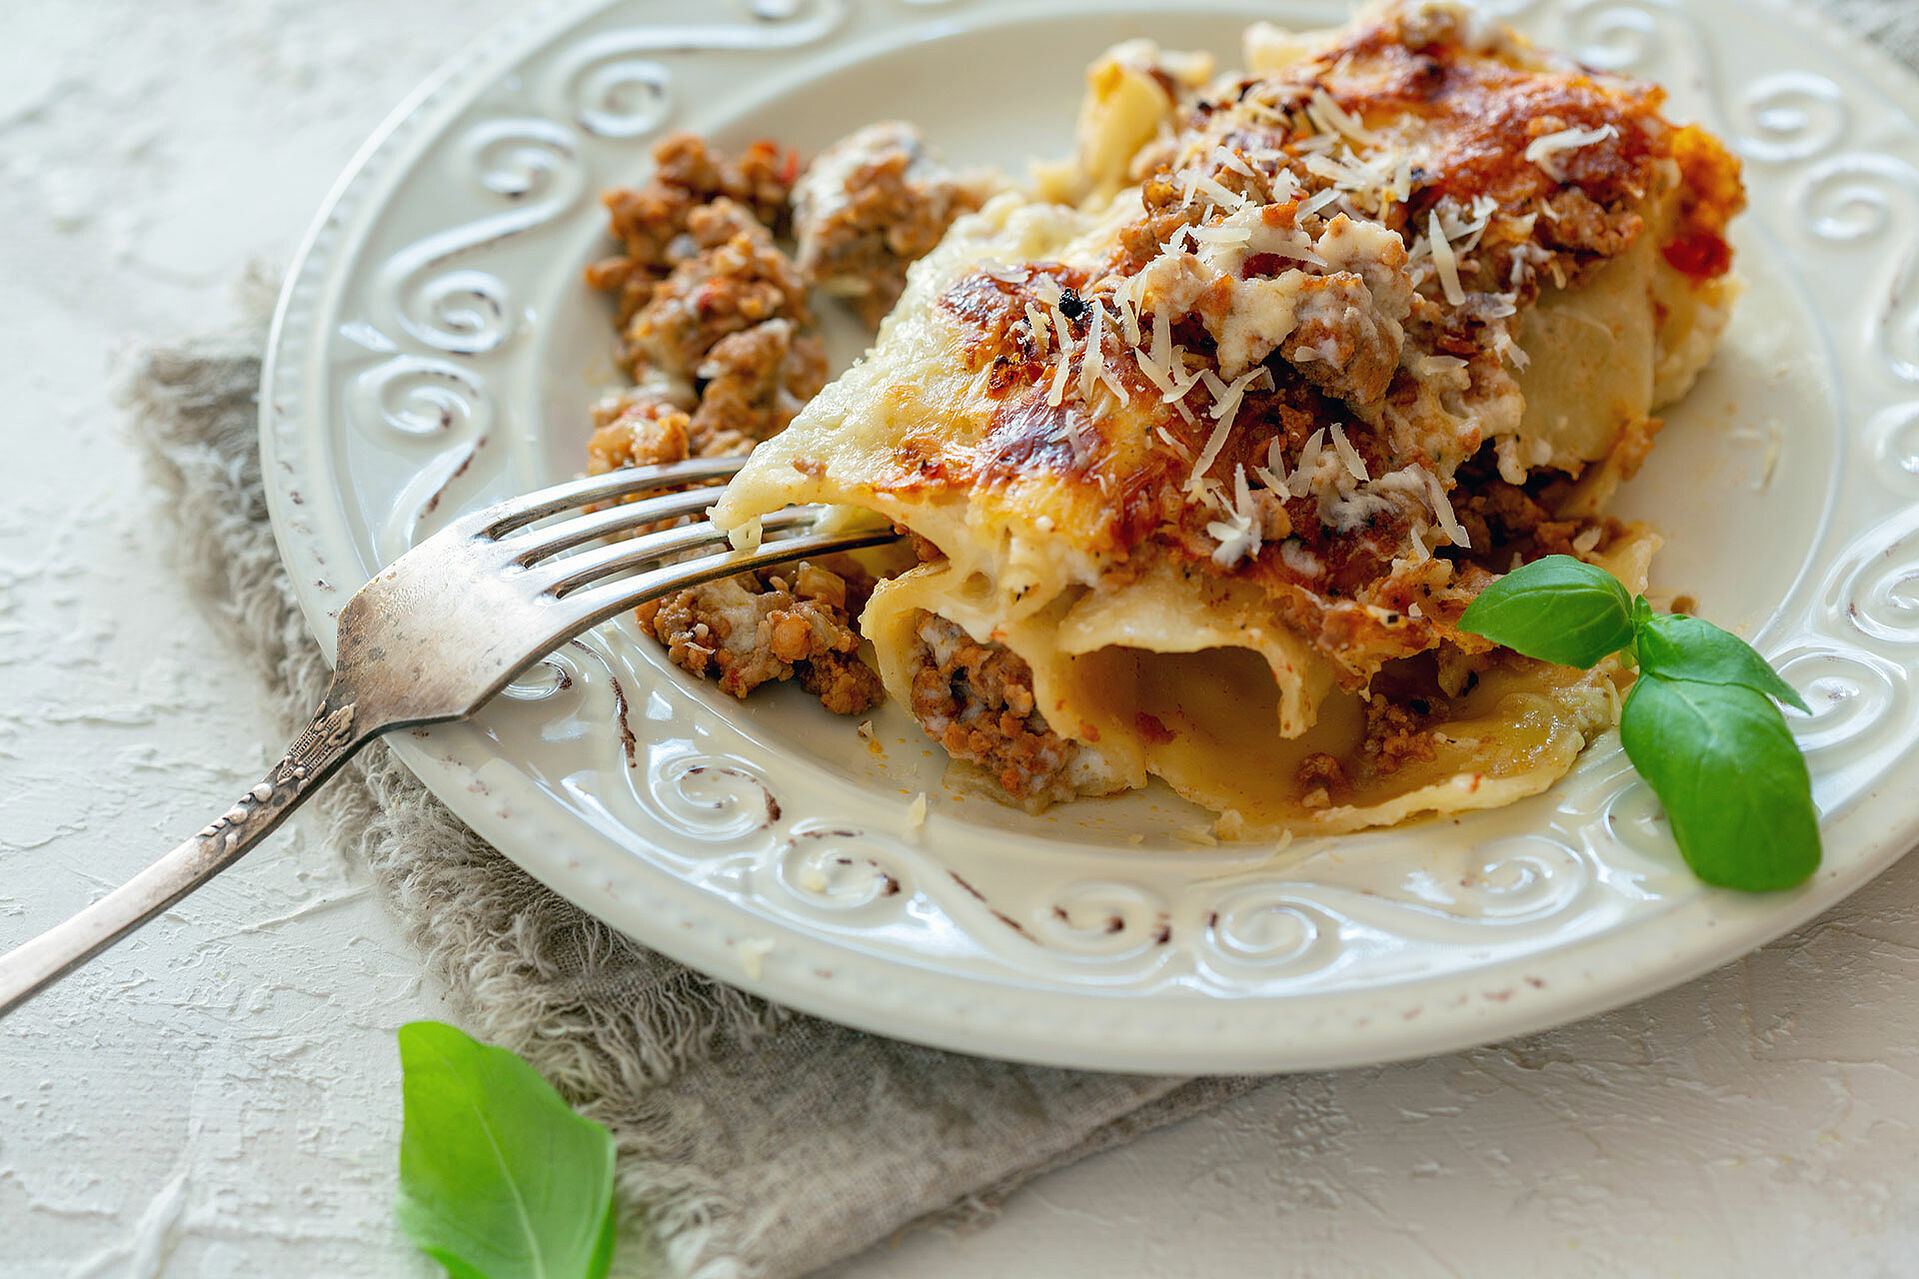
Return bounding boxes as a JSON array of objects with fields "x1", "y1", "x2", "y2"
[
  {"x1": 467, "y1": 459, "x2": 901, "y2": 628},
  {"x1": 479, "y1": 456, "x2": 748, "y2": 538}
]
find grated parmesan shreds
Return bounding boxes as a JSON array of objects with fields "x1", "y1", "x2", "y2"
[
  {"x1": 1180, "y1": 166, "x2": 1203, "y2": 209},
  {"x1": 1214, "y1": 144, "x2": 1259, "y2": 180},
  {"x1": 1046, "y1": 339, "x2": 1072, "y2": 407},
  {"x1": 1392, "y1": 153, "x2": 1413, "y2": 205},
  {"x1": 1427, "y1": 210, "x2": 1467, "y2": 306},
  {"x1": 1328, "y1": 423, "x2": 1369, "y2": 482},
  {"x1": 1205, "y1": 366, "x2": 1262, "y2": 434},
  {"x1": 1136, "y1": 310, "x2": 1196, "y2": 404},
  {"x1": 1062, "y1": 411, "x2": 1089, "y2": 465},
  {"x1": 1304, "y1": 153, "x2": 1352, "y2": 186},
  {"x1": 1193, "y1": 477, "x2": 1228, "y2": 514},
  {"x1": 1151, "y1": 308, "x2": 1173, "y2": 377},
  {"x1": 1116, "y1": 286, "x2": 1141, "y2": 348},
  {"x1": 1191, "y1": 170, "x2": 1252, "y2": 212},
  {"x1": 1135, "y1": 343, "x2": 1182, "y2": 400},
  {"x1": 1407, "y1": 524, "x2": 1430, "y2": 563},
  {"x1": 1188, "y1": 413, "x2": 1234, "y2": 493},
  {"x1": 1161, "y1": 356, "x2": 1204, "y2": 408},
  {"x1": 1289, "y1": 428, "x2": 1327, "y2": 498},
  {"x1": 1309, "y1": 87, "x2": 1378, "y2": 147},
  {"x1": 983, "y1": 260, "x2": 1024, "y2": 284},
  {"x1": 1524, "y1": 122, "x2": 1619, "y2": 175},
  {"x1": 1097, "y1": 336, "x2": 1130, "y2": 405},
  {"x1": 905, "y1": 791, "x2": 929, "y2": 830},
  {"x1": 1463, "y1": 193, "x2": 1501, "y2": 248},
  {"x1": 1079, "y1": 301, "x2": 1105, "y2": 406},
  {"x1": 1032, "y1": 274, "x2": 1063, "y2": 306},
  {"x1": 1206, "y1": 463, "x2": 1263, "y2": 567},
  {"x1": 1264, "y1": 435, "x2": 1289, "y2": 484},
  {"x1": 1491, "y1": 324, "x2": 1531, "y2": 370},
  {"x1": 1025, "y1": 302, "x2": 1052, "y2": 357},
  {"x1": 1299, "y1": 187, "x2": 1342, "y2": 217},
  {"x1": 1155, "y1": 424, "x2": 1191, "y2": 458},
  {"x1": 1185, "y1": 367, "x2": 1267, "y2": 493},
  {"x1": 1190, "y1": 222, "x2": 1255, "y2": 246},
  {"x1": 1420, "y1": 465, "x2": 1472, "y2": 548}
]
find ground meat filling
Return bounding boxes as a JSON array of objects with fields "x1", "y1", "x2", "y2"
[
  {"x1": 793, "y1": 122, "x2": 988, "y2": 327},
  {"x1": 636, "y1": 562, "x2": 883, "y2": 714},
  {"x1": 622, "y1": 207, "x2": 814, "y2": 387},
  {"x1": 587, "y1": 135, "x2": 823, "y2": 456},
  {"x1": 587, "y1": 129, "x2": 993, "y2": 716},
  {"x1": 904, "y1": 612, "x2": 1079, "y2": 802},
  {"x1": 1293, "y1": 669, "x2": 1462, "y2": 802},
  {"x1": 586, "y1": 136, "x2": 875, "y2": 713},
  {"x1": 586, "y1": 135, "x2": 798, "y2": 329}
]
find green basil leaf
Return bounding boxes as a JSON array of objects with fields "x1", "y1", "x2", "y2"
[
  {"x1": 397, "y1": 1021, "x2": 617, "y2": 1279},
  {"x1": 1619, "y1": 676, "x2": 1820, "y2": 891},
  {"x1": 1456, "y1": 554, "x2": 1636, "y2": 669},
  {"x1": 1634, "y1": 612, "x2": 1810, "y2": 712}
]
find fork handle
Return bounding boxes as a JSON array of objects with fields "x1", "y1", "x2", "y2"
[{"x1": 0, "y1": 687, "x2": 373, "y2": 1017}]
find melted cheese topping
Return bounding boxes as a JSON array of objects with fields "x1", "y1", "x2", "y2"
[{"x1": 712, "y1": 0, "x2": 1744, "y2": 833}]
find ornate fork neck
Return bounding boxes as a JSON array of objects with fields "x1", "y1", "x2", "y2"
[{"x1": 0, "y1": 458, "x2": 898, "y2": 1017}]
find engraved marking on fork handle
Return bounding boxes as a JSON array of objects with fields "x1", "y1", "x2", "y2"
[
  {"x1": 197, "y1": 702, "x2": 358, "y2": 845},
  {"x1": 0, "y1": 693, "x2": 371, "y2": 1017}
]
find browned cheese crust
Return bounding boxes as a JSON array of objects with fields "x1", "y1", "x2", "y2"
[{"x1": 885, "y1": 5, "x2": 1742, "y2": 695}]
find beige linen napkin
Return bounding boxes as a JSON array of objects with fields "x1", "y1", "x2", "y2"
[{"x1": 125, "y1": 4, "x2": 1918, "y2": 1275}]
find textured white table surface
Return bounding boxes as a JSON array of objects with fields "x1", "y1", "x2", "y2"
[{"x1": 5, "y1": 2, "x2": 1919, "y2": 1276}]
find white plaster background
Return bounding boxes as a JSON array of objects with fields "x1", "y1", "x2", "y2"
[{"x1": 3, "y1": 1, "x2": 1918, "y2": 1275}]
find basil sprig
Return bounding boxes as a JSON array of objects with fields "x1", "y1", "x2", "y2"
[
  {"x1": 1458, "y1": 555, "x2": 1818, "y2": 892},
  {"x1": 397, "y1": 1021, "x2": 618, "y2": 1279}
]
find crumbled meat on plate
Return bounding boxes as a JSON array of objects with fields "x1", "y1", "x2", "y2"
[
  {"x1": 586, "y1": 134, "x2": 798, "y2": 326},
  {"x1": 794, "y1": 122, "x2": 988, "y2": 327},
  {"x1": 588, "y1": 394, "x2": 691, "y2": 475},
  {"x1": 689, "y1": 315, "x2": 827, "y2": 456},
  {"x1": 587, "y1": 125, "x2": 981, "y2": 715},
  {"x1": 636, "y1": 562, "x2": 883, "y2": 714},
  {"x1": 623, "y1": 206, "x2": 814, "y2": 384}
]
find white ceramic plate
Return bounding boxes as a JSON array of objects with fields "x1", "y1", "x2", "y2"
[{"x1": 262, "y1": 0, "x2": 1919, "y2": 1073}]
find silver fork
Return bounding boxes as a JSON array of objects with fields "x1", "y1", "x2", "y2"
[{"x1": 0, "y1": 458, "x2": 899, "y2": 1017}]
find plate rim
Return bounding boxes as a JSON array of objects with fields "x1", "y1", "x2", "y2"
[{"x1": 260, "y1": 0, "x2": 1919, "y2": 1073}]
